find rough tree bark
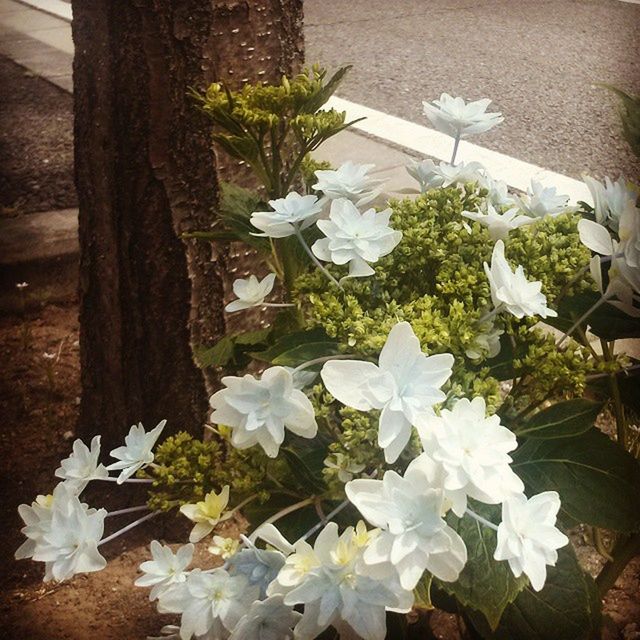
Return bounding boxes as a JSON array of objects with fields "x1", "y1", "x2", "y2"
[{"x1": 72, "y1": 0, "x2": 304, "y2": 450}]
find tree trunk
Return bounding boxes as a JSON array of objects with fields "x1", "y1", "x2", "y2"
[{"x1": 72, "y1": 0, "x2": 304, "y2": 450}]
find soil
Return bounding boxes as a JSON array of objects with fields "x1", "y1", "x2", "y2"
[
  {"x1": 0, "y1": 303, "x2": 638, "y2": 640},
  {"x1": 0, "y1": 56, "x2": 77, "y2": 216}
]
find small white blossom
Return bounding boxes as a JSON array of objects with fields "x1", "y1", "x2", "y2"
[
  {"x1": 283, "y1": 366, "x2": 318, "y2": 389},
  {"x1": 312, "y1": 199, "x2": 402, "y2": 279},
  {"x1": 513, "y1": 180, "x2": 571, "y2": 218},
  {"x1": 208, "y1": 536, "x2": 240, "y2": 560},
  {"x1": 465, "y1": 320, "x2": 503, "y2": 362},
  {"x1": 484, "y1": 240, "x2": 557, "y2": 319},
  {"x1": 321, "y1": 322, "x2": 453, "y2": 463},
  {"x1": 273, "y1": 523, "x2": 412, "y2": 640},
  {"x1": 407, "y1": 159, "x2": 485, "y2": 192},
  {"x1": 583, "y1": 175, "x2": 637, "y2": 231},
  {"x1": 478, "y1": 175, "x2": 514, "y2": 207},
  {"x1": 229, "y1": 595, "x2": 301, "y2": 640},
  {"x1": 16, "y1": 281, "x2": 29, "y2": 290},
  {"x1": 462, "y1": 203, "x2": 536, "y2": 240},
  {"x1": 30, "y1": 487, "x2": 107, "y2": 582},
  {"x1": 619, "y1": 199, "x2": 640, "y2": 268},
  {"x1": 250, "y1": 192, "x2": 322, "y2": 238},
  {"x1": 158, "y1": 568, "x2": 260, "y2": 640},
  {"x1": 313, "y1": 161, "x2": 384, "y2": 207},
  {"x1": 54, "y1": 436, "x2": 109, "y2": 492},
  {"x1": 135, "y1": 541, "x2": 194, "y2": 600},
  {"x1": 418, "y1": 397, "x2": 524, "y2": 516},
  {"x1": 422, "y1": 93, "x2": 503, "y2": 138},
  {"x1": 210, "y1": 366, "x2": 317, "y2": 458},
  {"x1": 179, "y1": 486, "x2": 233, "y2": 543},
  {"x1": 107, "y1": 420, "x2": 166, "y2": 483},
  {"x1": 324, "y1": 453, "x2": 366, "y2": 483},
  {"x1": 15, "y1": 491, "x2": 58, "y2": 562},
  {"x1": 494, "y1": 491, "x2": 569, "y2": 591},
  {"x1": 346, "y1": 459, "x2": 468, "y2": 590},
  {"x1": 225, "y1": 273, "x2": 277, "y2": 313},
  {"x1": 227, "y1": 540, "x2": 286, "y2": 598}
]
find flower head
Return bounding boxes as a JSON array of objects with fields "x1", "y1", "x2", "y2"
[
  {"x1": 484, "y1": 240, "x2": 557, "y2": 319},
  {"x1": 418, "y1": 397, "x2": 524, "y2": 516},
  {"x1": 209, "y1": 535, "x2": 240, "y2": 560},
  {"x1": 321, "y1": 322, "x2": 453, "y2": 462},
  {"x1": 422, "y1": 93, "x2": 503, "y2": 138},
  {"x1": 312, "y1": 199, "x2": 402, "y2": 279},
  {"x1": 407, "y1": 159, "x2": 485, "y2": 192},
  {"x1": 225, "y1": 273, "x2": 277, "y2": 313},
  {"x1": 227, "y1": 540, "x2": 286, "y2": 598},
  {"x1": 250, "y1": 192, "x2": 322, "y2": 238},
  {"x1": 210, "y1": 366, "x2": 317, "y2": 458},
  {"x1": 464, "y1": 320, "x2": 503, "y2": 362},
  {"x1": 28, "y1": 484, "x2": 107, "y2": 582},
  {"x1": 313, "y1": 161, "x2": 383, "y2": 207},
  {"x1": 179, "y1": 486, "x2": 232, "y2": 543},
  {"x1": 346, "y1": 460, "x2": 467, "y2": 590},
  {"x1": 494, "y1": 491, "x2": 569, "y2": 591},
  {"x1": 583, "y1": 175, "x2": 637, "y2": 231},
  {"x1": 324, "y1": 453, "x2": 366, "y2": 483},
  {"x1": 135, "y1": 541, "x2": 194, "y2": 600},
  {"x1": 158, "y1": 568, "x2": 260, "y2": 640},
  {"x1": 229, "y1": 595, "x2": 301, "y2": 640},
  {"x1": 513, "y1": 180, "x2": 571, "y2": 218},
  {"x1": 107, "y1": 420, "x2": 166, "y2": 483},
  {"x1": 55, "y1": 436, "x2": 109, "y2": 492},
  {"x1": 462, "y1": 203, "x2": 536, "y2": 240}
]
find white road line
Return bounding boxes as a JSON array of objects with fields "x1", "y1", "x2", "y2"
[
  {"x1": 14, "y1": 0, "x2": 71, "y2": 21},
  {"x1": 326, "y1": 96, "x2": 593, "y2": 204}
]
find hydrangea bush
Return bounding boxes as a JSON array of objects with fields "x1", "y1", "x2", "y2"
[{"x1": 17, "y1": 69, "x2": 640, "y2": 640}]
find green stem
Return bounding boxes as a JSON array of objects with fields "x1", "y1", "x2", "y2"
[
  {"x1": 600, "y1": 339, "x2": 627, "y2": 449},
  {"x1": 294, "y1": 226, "x2": 342, "y2": 289},
  {"x1": 595, "y1": 532, "x2": 640, "y2": 597}
]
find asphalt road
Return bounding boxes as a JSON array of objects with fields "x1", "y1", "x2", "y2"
[{"x1": 305, "y1": 0, "x2": 640, "y2": 179}]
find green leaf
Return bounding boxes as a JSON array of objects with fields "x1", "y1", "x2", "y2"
[
  {"x1": 281, "y1": 447, "x2": 326, "y2": 493},
  {"x1": 251, "y1": 328, "x2": 340, "y2": 367},
  {"x1": 194, "y1": 336, "x2": 235, "y2": 368},
  {"x1": 299, "y1": 65, "x2": 352, "y2": 114},
  {"x1": 466, "y1": 545, "x2": 601, "y2": 640},
  {"x1": 513, "y1": 428, "x2": 640, "y2": 531},
  {"x1": 548, "y1": 291, "x2": 640, "y2": 340},
  {"x1": 514, "y1": 399, "x2": 603, "y2": 439},
  {"x1": 436, "y1": 503, "x2": 527, "y2": 630},
  {"x1": 482, "y1": 335, "x2": 516, "y2": 381},
  {"x1": 602, "y1": 85, "x2": 640, "y2": 159}
]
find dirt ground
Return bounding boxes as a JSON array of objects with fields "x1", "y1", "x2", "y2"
[
  {"x1": 0, "y1": 56, "x2": 77, "y2": 215},
  {"x1": 0, "y1": 303, "x2": 638, "y2": 640}
]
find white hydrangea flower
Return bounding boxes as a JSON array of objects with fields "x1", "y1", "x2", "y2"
[
  {"x1": 512, "y1": 180, "x2": 571, "y2": 218},
  {"x1": 484, "y1": 240, "x2": 557, "y2": 319},
  {"x1": 158, "y1": 568, "x2": 260, "y2": 640},
  {"x1": 273, "y1": 523, "x2": 412, "y2": 640},
  {"x1": 107, "y1": 420, "x2": 166, "y2": 484},
  {"x1": 494, "y1": 491, "x2": 569, "y2": 591},
  {"x1": 54, "y1": 435, "x2": 109, "y2": 492},
  {"x1": 15, "y1": 488, "x2": 63, "y2": 562},
  {"x1": 208, "y1": 536, "x2": 240, "y2": 560},
  {"x1": 135, "y1": 541, "x2": 194, "y2": 600},
  {"x1": 209, "y1": 366, "x2": 317, "y2": 458},
  {"x1": 225, "y1": 273, "x2": 277, "y2": 313},
  {"x1": 324, "y1": 453, "x2": 366, "y2": 483},
  {"x1": 462, "y1": 203, "x2": 536, "y2": 240},
  {"x1": 312, "y1": 199, "x2": 402, "y2": 279},
  {"x1": 583, "y1": 175, "x2": 637, "y2": 231},
  {"x1": 422, "y1": 94, "x2": 503, "y2": 138},
  {"x1": 619, "y1": 199, "x2": 640, "y2": 268},
  {"x1": 321, "y1": 322, "x2": 453, "y2": 463},
  {"x1": 227, "y1": 541, "x2": 286, "y2": 598},
  {"x1": 418, "y1": 397, "x2": 524, "y2": 516},
  {"x1": 478, "y1": 174, "x2": 514, "y2": 207},
  {"x1": 283, "y1": 366, "x2": 318, "y2": 389},
  {"x1": 179, "y1": 486, "x2": 233, "y2": 543},
  {"x1": 30, "y1": 488, "x2": 107, "y2": 582},
  {"x1": 407, "y1": 159, "x2": 485, "y2": 192},
  {"x1": 313, "y1": 161, "x2": 384, "y2": 207},
  {"x1": 250, "y1": 192, "x2": 322, "y2": 238},
  {"x1": 464, "y1": 320, "x2": 503, "y2": 362},
  {"x1": 229, "y1": 595, "x2": 301, "y2": 640},
  {"x1": 346, "y1": 459, "x2": 468, "y2": 590}
]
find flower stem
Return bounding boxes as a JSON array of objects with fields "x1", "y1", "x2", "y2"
[
  {"x1": 465, "y1": 508, "x2": 499, "y2": 532},
  {"x1": 229, "y1": 493, "x2": 260, "y2": 515},
  {"x1": 450, "y1": 134, "x2": 461, "y2": 165},
  {"x1": 256, "y1": 497, "x2": 315, "y2": 530},
  {"x1": 477, "y1": 306, "x2": 501, "y2": 326},
  {"x1": 600, "y1": 339, "x2": 628, "y2": 449},
  {"x1": 262, "y1": 302, "x2": 296, "y2": 308},
  {"x1": 294, "y1": 226, "x2": 343, "y2": 289},
  {"x1": 106, "y1": 505, "x2": 150, "y2": 518},
  {"x1": 300, "y1": 498, "x2": 351, "y2": 542},
  {"x1": 292, "y1": 353, "x2": 355, "y2": 373},
  {"x1": 99, "y1": 511, "x2": 159, "y2": 546},
  {"x1": 556, "y1": 293, "x2": 613, "y2": 347},
  {"x1": 98, "y1": 477, "x2": 155, "y2": 484}
]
